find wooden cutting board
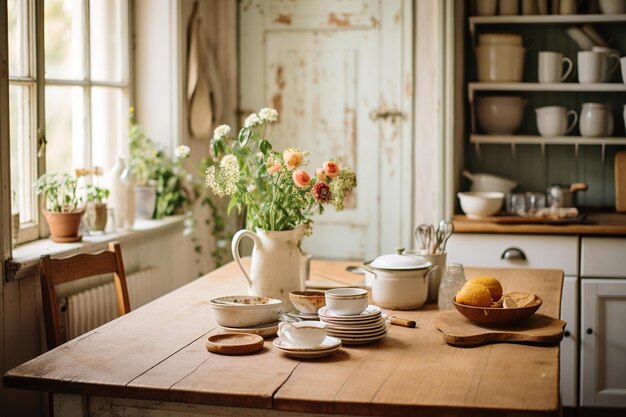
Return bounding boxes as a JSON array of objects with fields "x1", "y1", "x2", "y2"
[
  {"x1": 435, "y1": 310, "x2": 565, "y2": 347},
  {"x1": 616, "y1": 151, "x2": 626, "y2": 212}
]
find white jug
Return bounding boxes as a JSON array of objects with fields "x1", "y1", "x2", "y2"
[{"x1": 232, "y1": 225, "x2": 311, "y2": 312}]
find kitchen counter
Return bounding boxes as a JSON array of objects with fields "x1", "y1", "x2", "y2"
[
  {"x1": 4, "y1": 260, "x2": 563, "y2": 417},
  {"x1": 453, "y1": 212, "x2": 626, "y2": 235}
]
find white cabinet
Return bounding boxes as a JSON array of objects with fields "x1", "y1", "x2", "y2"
[
  {"x1": 447, "y1": 233, "x2": 579, "y2": 407},
  {"x1": 580, "y1": 278, "x2": 626, "y2": 407}
]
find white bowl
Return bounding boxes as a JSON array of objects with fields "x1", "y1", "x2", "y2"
[
  {"x1": 476, "y1": 96, "x2": 525, "y2": 134},
  {"x1": 209, "y1": 295, "x2": 282, "y2": 327},
  {"x1": 463, "y1": 170, "x2": 518, "y2": 193},
  {"x1": 458, "y1": 191, "x2": 505, "y2": 218},
  {"x1": 325, "y1": 288, "x2": 368, "y2": 316},
  {"x1": 476, "y1": 45, "x2": 525, "y2": 82}
]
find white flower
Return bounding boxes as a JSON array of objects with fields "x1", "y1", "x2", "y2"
[
  {"x1": 174, "y1": 145, "x2": 191, "y2": 160},
  {"x1": 244, "y1": 113, "x2": 261, "y2": 128},
  {"x1": 205, "y1": 154, "x2": 240, "y2": 197},
  {"x1": 247, "y1": 183, "x2": 256, "y2": 193},
  {"x1": 213, "y1": 124, "x2": 231, "y2": 141},
  {"x1": 258, "y1": 107, "x2": 278, "y2": 122}
]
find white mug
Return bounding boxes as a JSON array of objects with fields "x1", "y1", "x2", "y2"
[
  {"x1": 538, "y1": 51, "x2": 573, "y2": 83},
  {"x1": 536, "y1": 106, "x2": 578, "y2": 137},
  {"x1": 621, "y1": 57, "x2": 626, "y2": 84},
  {"x1": 580, "y1": 103, "x2": 613, "y2": 137},
  {"x1": 591, "y1": 46, "x2": 621, "y2": 81},
  {"x1": 278, "y1": 321, "x2": 326, "y2": 348},
  {"x1": 578, "y1": 51, "x2": 609, "y2": 83}
]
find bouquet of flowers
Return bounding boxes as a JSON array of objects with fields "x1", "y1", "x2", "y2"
[{"x1": 177, "y1": 107, "x2": 356, "y2": 231}]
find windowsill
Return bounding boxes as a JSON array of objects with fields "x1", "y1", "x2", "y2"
[{"x1": 5, "y1": 215, "x2": 186, "y2": 282}]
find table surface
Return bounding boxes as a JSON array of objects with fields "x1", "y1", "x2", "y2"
[{"x1": 3, "y1": 260, "x2": 564, "y2": 417}]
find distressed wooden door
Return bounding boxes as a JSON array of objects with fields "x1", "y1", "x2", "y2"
[{"x1": 240, "y1": 0, "x2": 413, "y2": 260}]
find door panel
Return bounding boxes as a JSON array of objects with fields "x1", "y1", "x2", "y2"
[{"x1": 240, "y1": 0, "x2": 412, "y2": 259}]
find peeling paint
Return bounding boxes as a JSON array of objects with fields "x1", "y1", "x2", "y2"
[
  {"x1": 370, "y1": 17, "x2": 380, "y2": 28},
  {"x1": 328, "y1": 12, "x2": 351, "y2": 27},
  {"x1": 276, "y1": 65, "x2": 286, "y2": 89},
  {"x1": 274, "y1": 14, "x2": 292, "y2": 25},
  {"x1": 272, "y1": 93, "x2": 283, "y2": 114}
]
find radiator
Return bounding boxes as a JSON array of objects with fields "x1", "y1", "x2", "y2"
[{"x1": 64, "y1": 267, "x2": 161, "y2": 340}]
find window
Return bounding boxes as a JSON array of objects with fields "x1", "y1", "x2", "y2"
[{"x1": 7, "y1": 0, "x2": 130, "y2": 244}]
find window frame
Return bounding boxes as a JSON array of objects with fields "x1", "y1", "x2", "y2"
[{"x1": 3, "y1": 0, "x2": 132, "y2": 251}]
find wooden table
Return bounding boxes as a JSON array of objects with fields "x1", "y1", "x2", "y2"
[{"x1": 3, "y1": 260, "x2": 563, "y2": 417}]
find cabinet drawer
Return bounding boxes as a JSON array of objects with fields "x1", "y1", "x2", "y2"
[
  {"x1": 446, "y1": 234, "x2": 578, "y2": 275},
  {"x1": 581, "y1": 237, "x2": 626, "y2": 278}
]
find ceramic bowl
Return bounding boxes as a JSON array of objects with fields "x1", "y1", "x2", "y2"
[
  {"x1": 457, "y1": 191, "x2": 505, "y2": 218},
  {"x1": 476, "y1": 96, "x2": 525, "y2": 134},
  {"x1": 289, "y1": 291, "x2": 326, "y2": 314},
  {"x1": 209, "y1": 295, "x2": 282, "y2": 327},
  {"x1": 452, "y1": 296, "x2": 543, "y2": 325},
  {"x1": 325, "y1": 288, "x2": 369, "y2": 316}
]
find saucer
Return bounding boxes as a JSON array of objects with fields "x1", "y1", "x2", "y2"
[
  {"x1": 273, "y1": 336, "x2": 342, "y2": 358},
  {"x1": 218, "y1": 321, "x2": 279, "y2": 338},
  {"x1": 318, "y1": 305, "x2": 381, "y2": 320},
  {"x1": 287, "y1": 310, "x2": 319, "y2": 320},
  {"x1": 337, "y1": 331, "x2": 387, "y2": 345}
]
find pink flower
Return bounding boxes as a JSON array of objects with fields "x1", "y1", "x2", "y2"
[
  {"x1": 315, "y1": 168, "x2": 326, "y2": 181},
  {"x1": 267, "y1": 162, "x2": 281, "y2": 174},
  {"x1": 292, "y1": 170, "x2": 311, "y2": 188},
  {"x1": 313, "y1": 181, "x2": 332, "y2": 203},
  {"x1": 283, "y1": 148, "x2": 303, "y2": 170},
  {"x1": 323, "y1": 161, "x2": 339, "y2": 179}
]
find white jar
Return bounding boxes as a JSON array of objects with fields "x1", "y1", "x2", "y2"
[
  {"x1": 108, "y1": 157, "x2": 127, "y2": 231},
  {"x1": 580, "y1": 103, "x2": 613, "y2": 137}
]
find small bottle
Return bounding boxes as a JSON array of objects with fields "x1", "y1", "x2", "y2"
[
  {"x1": 438, "y1": 264, "x2": 466, "y2": 310},
  {"x1": 109, "y1": 157, "x2": 127, "y2": 230}
]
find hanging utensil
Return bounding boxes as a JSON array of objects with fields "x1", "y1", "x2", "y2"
[{"x1": 435, "y1": 220, "x2": 455, "y2": 254}]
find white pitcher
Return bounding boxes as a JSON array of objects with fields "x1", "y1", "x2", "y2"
[{"x1": 231, "y1": 225, "x2": 311, "y2": 312}]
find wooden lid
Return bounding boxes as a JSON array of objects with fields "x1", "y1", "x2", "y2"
[{"x1": 206, "y1": 332, "x2": 264, "y2": 355}]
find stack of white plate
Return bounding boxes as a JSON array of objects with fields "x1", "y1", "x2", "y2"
[{"x1": 318, "y1": 305, "x2": 387, "y2": 345}]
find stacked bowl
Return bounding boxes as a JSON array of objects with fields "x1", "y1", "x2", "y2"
[
  {"x1": 209, "y1": 295, "x2": 282, "y2": 337},
  {"x1": 318, "y1": 288, "x2": 387, "y2": 344}
]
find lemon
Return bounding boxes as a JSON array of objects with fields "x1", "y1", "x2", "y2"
[
  {"x1": 456, "y1": 283, "x2": 492, "y2": 307},
  {"x1": 465, "y1": 276, "x2": 503, "y2": 301}
]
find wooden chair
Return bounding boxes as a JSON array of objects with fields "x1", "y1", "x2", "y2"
[{"x1": 39, "y1": 241, "x2": 131, "y2": 350}]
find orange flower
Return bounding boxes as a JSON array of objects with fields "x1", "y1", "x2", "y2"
[
  {"x1": 74, "y1": 168, "x2": 90, "y2": 177},
  {"x1": 292, "y1": 170, "x2": 311, "y2": 188},
  {"x1": 267, "y1": 161, "x2": 281, "y2": 175},
  {"x1": 315, "y1": 168, "x2": 326, "y2": 181},
  {"x1": 283, "y1": 148, "x2": 303, "y2": 170},
  {"x1": 323, "y1": 161, "x2": 339, "y2": 179}
]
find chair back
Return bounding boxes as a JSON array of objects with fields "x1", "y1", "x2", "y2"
[{"x1": 39, "y1": 241, "x2": 130, "y2": 350}]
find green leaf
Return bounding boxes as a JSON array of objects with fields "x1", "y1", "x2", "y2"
[
  {"x1": 212, "y1": 141, "x2": 220, "y2": 156},
  {"x1": 260, "y1": 140, "x2": 272, "y2": 155},
  {"x1": 227, "y1": 196, "x2": 238, "y2": 216},
  {"x1": 238, "y1": 128, "x2": 251, "y2": 147}
]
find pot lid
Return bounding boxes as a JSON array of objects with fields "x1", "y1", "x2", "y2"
[{"x1": 368, "y1": 248, "x2": 432, "y2": 271}]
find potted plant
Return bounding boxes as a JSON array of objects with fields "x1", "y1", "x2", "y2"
[
  {"x1": 85, "y1": 184, "x2": 110, "y2": 232},
  {"x1": 128, "y1": 107, "x2": 159, "y2": 219},
  {"x1": 35, "y1": 170, "x2": 86, "y2": 242}
]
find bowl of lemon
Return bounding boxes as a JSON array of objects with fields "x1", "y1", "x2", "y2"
[{"x1": 452, "y1": 276, "x2": 542, "y2": 325}]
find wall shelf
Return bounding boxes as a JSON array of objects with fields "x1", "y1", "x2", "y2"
[
  {"x1": 470, "y1": 134, "x2": 626, "y2": 162},
  {"x1": 469, "y1": 14, "x2": 626, "y2": 33},
  {"x1": 469, "y1": 83, "x2": 626, "y2": 101}
]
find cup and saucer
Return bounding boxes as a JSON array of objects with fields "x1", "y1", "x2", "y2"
[{"x1": 273, "y1": 321, "x2": 341, "y2": 358}]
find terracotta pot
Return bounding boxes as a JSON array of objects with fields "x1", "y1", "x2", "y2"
[
  {"x1": 43, "y1": 209, "x2": 85, "y2": 243},
  {"x1": 87, "y1": 203, "x2": 108, "y2": 231}
]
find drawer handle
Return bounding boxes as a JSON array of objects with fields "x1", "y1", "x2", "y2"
[
  {"x1": 586, "y1": 328, "x2": 593, "y2": 335},
  {"x1": 500, "y1": 247, "x2": 527, "y2": 261},
  {"x1": 564, "y1": 330, "x2": 571, "y2": 338}
]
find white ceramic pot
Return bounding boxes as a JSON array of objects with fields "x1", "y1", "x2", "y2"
[
  {"x1": 476, "y1": 96, "x2": 525, "y2": 134},
  {"x1": 476, "y1": 45, "x2": 525, "y2": 82},
  {"x1": 599, "y1": 0, "x2": 626, "y2": 14},
  {"x1": 478, "y1": 33, "x2": 523, "y2": 46},
  {"x1": 362, "y1": 249, "x2": 435, "y2": 310},
  {"x1": 462, "y1": 170, "x2": 517, "y2": 193},
  {"x1": 209, "y1": 295, "x2": 282, "y2": 327},
  {"x1": 457, "y1": 191, "x2": 505, "y2": 218},
  {"x1": 134, "y1": 183, "x2": 156, "y2": 219},
  {"x1": 278, "y1": 321, "x2": 326, "y2": 348},
  {"x1": 580, "y1": 103, "x2": 613, "y2": 137}
]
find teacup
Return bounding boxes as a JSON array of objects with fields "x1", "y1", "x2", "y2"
[
  {"x1": 278, "y1": 321, "x2": 326, "y2": 348},
  {"x1": 325, "y1": 288, "x2": 368, "y2": 316},
  {"x1": 536, "y1": 106, "x2": 578, "y2": 137}
]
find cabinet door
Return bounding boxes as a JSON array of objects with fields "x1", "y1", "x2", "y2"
[
  {"x1": 581, "y1": 279, "x2": 626, "y2": 407},
  {"x1": 560, "y1": 276, "x2": 578, "y2": 407}
]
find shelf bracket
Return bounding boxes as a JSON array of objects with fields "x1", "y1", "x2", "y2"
[
  {"x1": 474, "y1": 142, "x2": 481, "y2": 160},
  {"x1": 510, "y1": 143, "x2": 517, "y2": 158},
  {"x1": 602, "y1": 144, "x2": 606, "y2": 163},
  {"x1": 574, "y1": 143, "x2": 579, "y2": 161},
  {"x1": 540, "y1": 142, "x2": 546, "y2": 159}
]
